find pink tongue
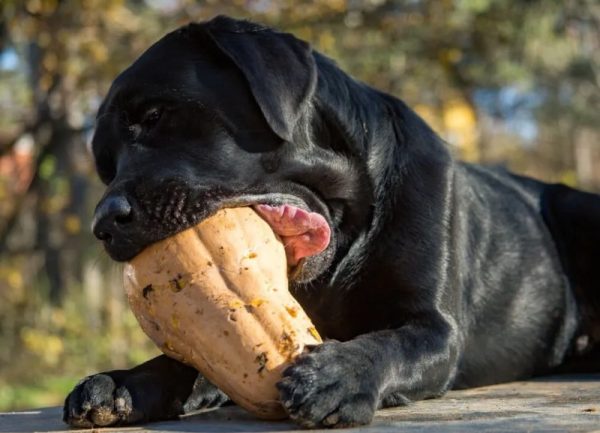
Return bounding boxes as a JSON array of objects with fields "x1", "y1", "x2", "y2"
[{"x1": 253, "y1": 204, "x2": 331, "y2": 266}]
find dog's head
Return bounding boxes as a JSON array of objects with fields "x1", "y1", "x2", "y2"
[{"x1": 91, "y1": 16, "x2": 372, "y2": 283}]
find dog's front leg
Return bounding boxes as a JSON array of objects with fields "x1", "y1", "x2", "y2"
[
  {"x1": 63, "y1": 354, "x2": 229, "y2": 427},
  {"x1": 278, "y1": 315, "x2": 459, "y2": 428}
]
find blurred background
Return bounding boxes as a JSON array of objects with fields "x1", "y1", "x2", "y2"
[{"x1": 0, "y1": 0, "x2": 598, "y2": 411}]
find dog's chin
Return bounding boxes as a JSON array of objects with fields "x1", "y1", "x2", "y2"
[{"x1": 103, "y1": 240, "x2": 145, "y2": 263}]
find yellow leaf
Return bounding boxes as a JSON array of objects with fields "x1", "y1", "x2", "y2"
[
  {"x1": 21, "y1": 328, "x2": 64, "y2": 366},
  {"x1": 443, "y1": 99, "x2": 476, "y2": 131},
  {"x1": 318, "y1": 31, "x2": 336, "y2": 52},
  {"x1": 442, "y1": 99, "x2": 479, "y2": 162},
  {"x1": 64, "y1": 214, "x2": 82, "y2": 234},
  {"x1": 559, "y1": 170, "x2": 578, "y2": 187},
  {"x1": 6, "y1": 269, "x2": 23, "y2": 290}
]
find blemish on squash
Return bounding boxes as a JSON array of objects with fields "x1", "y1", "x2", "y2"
[
  {"x1": 163, "y1": 341, "x2": 176, "y2": 352},
  {"x1": 171, "y1": 314, "x2": 179, "y2": 329},
  {"x1": 228, "y1": 299, "x2": 244, "y2": 309},
  {"x1": 223, "y1": 330, "x2": 229, "y2": 336},
  {"x1": 249, "y1": 298, "x2": 266, "y2": 308},
  {"x1": 285, "y1": 306, "x2": 298, "y2": 318},
  {"x1": 255, "y1": 352, "x2": 268, "y2": 373},
  {"x1": 142, "y1": 284, "x2": 154, "y2": 299},
  {"x1": 278, "y1": 331, "x2": 297, "y2": 356},
  {"x1": 221, "y1": 221, "x2": 236, "y2": 230},
  {"x1": 169, "y1": 274, "x2": 186, "y2": 292},
  {"x1": 241, "y1": 250, "x2": 258, "y2": 262},
  {"x1": 195, "y1": 308, "x2": 204, "y2": 315},
  {"x1": 308, "y1": 327, "x2": 320, "y2": 341},
  {"x1": 207, "y1": 260, "x2": 213, "y2": 267}
]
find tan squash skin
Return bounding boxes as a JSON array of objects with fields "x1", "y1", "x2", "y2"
[{"x1": 123, "y1": 207, "x2": 322, "y2": 419}]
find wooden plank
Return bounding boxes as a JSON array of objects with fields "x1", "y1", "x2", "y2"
[{"x1": 1, "y1": 374, "x2": 599, "y2": 433}]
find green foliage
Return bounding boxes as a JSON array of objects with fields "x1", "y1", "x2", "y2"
[
  {"x1": 0, "y1": 375, "x2": 83, "y2": 411},
  {"x1": 0, "y1": 257, "x2": 159, "y2": 410}
]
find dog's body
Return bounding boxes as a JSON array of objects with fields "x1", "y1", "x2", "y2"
[{"x1": 64, "y1": 16, "x2": 600, "y2": 428}]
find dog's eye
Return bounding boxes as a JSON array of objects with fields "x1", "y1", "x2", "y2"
[{"x1": 143, "y1": 107, "x2": 162, "y2": 126}]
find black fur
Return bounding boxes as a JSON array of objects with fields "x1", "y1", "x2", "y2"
[{"x1": 64, "y1": 16, "x2": 600, "y2": 428}]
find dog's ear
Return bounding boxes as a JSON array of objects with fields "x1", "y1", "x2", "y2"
[{"x1": 205, "y1": 16, "x2": 317, "y2": 142}]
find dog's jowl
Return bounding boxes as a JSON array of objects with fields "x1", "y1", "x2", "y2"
[{"x1": 63, "y1": 16, "x2": 600, "y2": 429}]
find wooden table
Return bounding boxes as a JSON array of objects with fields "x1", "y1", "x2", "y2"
[{"x1": 1, "y1": 374, "x2": 599, "y2": 433}]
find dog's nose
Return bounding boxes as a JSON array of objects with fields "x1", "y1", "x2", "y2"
[{"x1": 92, "y1": 193, "x2": 133, "y2": 242}]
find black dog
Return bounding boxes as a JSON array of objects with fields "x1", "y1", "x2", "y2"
[{"x1": 63, "y1": 16, "x2": 600, "y2": 428}]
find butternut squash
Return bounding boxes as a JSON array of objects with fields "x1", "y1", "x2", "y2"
[{"x1": 123, "y1": 207, "x2": 322, "y2": 419}]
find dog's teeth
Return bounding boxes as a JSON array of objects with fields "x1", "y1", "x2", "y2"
[
  {"x1": 257, "y1": 204, "x2": 274, "y2": 212},
  {"x1": 284, "y1": 205, "x2": 297, "y2": 219}
]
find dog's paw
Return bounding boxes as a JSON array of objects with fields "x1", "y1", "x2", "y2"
[
  {"x1": 183, "y1": 375, "x2": 230, "y2": 413},
  {"x1": 63, "y1": 374, "x2": 141, "y2": 427},
  {"x1": 277, "y1": 341, "x2": 378, "y2": 428}
]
